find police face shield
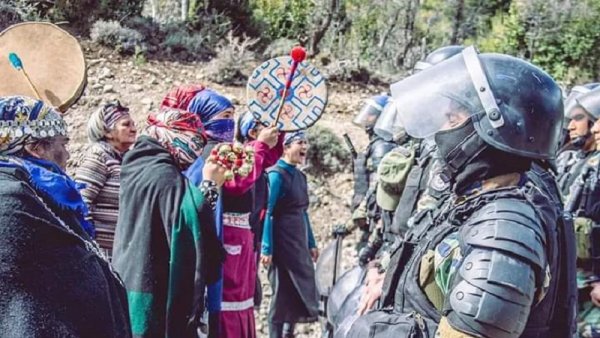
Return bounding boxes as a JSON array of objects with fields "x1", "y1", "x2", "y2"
[
  {"x1": 391, "y1": 46, "x2": 563, "y2": 160},
  {"x1": 390, "y1": 48, "x2": 486, "y2": 139},
  {"x1": 352, "y1": 99, "x2": 385, "y2": 129},
  {"x1": 373, "y1": 100, "x2": 407, "y2": 142}
]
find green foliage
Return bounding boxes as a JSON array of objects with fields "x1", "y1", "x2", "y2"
[
  {"x1": 306, "y1": 125, "x2": 351, "y2": 176},
  {"x1": 479, "y1": 0, "x2": 600, "y2": 84},
  {"x1": 50, "y1": 0, "x2": 145, "y2": 32},
  {"x1": 156, "y1": 10, "x2": 232, "y2": 59},
  {"x1": 250, "y1": 0, "x2": 314, "y2": 40},
  {"x1": 90, "y1": 20, "x2": 145, "y2": 55},
  {"x1": 187, "y1": 10, "x2": 232, "y2": 47},
  {"x1": 70, "y1": 0, "x2": 600, "y2": 84},
  {"x1": 134, "y1": 45, "x2": 147, "y2": 66}
]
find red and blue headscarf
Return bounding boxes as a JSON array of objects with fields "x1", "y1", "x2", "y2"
[{"x1": 143, "y1": 108, "x2": 207, "y2": 170}]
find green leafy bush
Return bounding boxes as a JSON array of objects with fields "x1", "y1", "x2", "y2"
[
  {"x1": 250, "y1": 0, "x2": 314, "y2": 40},
  {"x1": 478, "y1": 0, "x2": 600, "y2": 84},
  {"x1": 306, "y1": 125, "x2": 351, "y2": 176}
]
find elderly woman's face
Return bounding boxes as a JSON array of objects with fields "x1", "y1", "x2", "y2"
[
  {"x1": 29, "y1": 136, "x2": 70, "y2": 170},
  {"x1": 107, "y1": 116, "x2": 137, "y2": 152}
]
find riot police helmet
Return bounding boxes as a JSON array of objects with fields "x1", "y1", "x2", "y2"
[
  {"x1": 564, "y1": 83, "x2": 600, "y2": 117},
  {"x1": 373, "y1": 99, "x2": 407, "y2": 143},
  {"x1": 390, "y1": 46, "x2": 563, "y2": 160},
  {"x1": 413, "y1": 45, "x2": 465, "y2": 72},
  {"x1": 573, "y1": 86, "x2": 600, "y2": 121},
  {"x1": 352, "y1": 94, "x2": 389, "y2": 130}
]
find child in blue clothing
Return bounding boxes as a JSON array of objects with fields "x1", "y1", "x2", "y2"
[{"x1": 261, "y1": 131, "x2": 319, "y2": 338}]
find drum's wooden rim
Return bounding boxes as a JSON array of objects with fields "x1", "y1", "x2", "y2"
[{"x1": 0, "y1": 22, "x2": 87, "y2": 113}]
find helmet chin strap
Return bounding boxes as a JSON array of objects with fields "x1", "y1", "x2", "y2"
[{"x1": 571, "y1": 132, "x2": 591, "y2": 149}]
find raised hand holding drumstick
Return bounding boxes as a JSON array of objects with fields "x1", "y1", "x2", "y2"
[{"x1": 272, "y1": 46, "x2": 307, "y2": 127}]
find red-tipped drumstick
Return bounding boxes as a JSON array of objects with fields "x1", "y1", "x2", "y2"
[{"x1": 272, "y1": 46, "x2": 307, "y2": 127}]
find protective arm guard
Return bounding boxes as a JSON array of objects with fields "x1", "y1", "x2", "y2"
[{"x1": 444, "y1": 199, "x2": 547, "y2": 338}]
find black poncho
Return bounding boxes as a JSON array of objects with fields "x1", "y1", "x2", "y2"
[{"x1": 0, "y1": 164, "x2": 131, "y2": 337}]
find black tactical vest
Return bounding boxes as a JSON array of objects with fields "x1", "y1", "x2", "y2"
[{"x1": 381, "y1": 176, "x2": 575, "y2": 338}]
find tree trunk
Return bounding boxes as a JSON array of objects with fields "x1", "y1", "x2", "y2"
[
  {"x1": 181, "y1": 0, "x2": 188, "y2": 21},
  {"x1": 149, "y1": 0, "x2": 157, "y2": 19},
  {"x1": 310, "y1": 0, "x2": 339, "y2": 56},
  {"x1": 450, "y1": 0, "x2": 464, "y2": 44}
]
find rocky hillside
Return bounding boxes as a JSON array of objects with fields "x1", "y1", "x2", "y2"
[{"x1": 64, "y1": 41, "x2": 386, "y2": 337}]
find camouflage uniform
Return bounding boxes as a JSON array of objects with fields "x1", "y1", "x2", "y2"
[{"x1": 561, "y1": 152, "x2": 600, "y2": 338}]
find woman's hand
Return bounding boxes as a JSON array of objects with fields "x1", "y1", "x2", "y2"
[
  {"x1": 357, "y1": 266, "x2": 385, "y2": 315},
  {"x1": 202, "y1": 161, "x2": 227, "y2": 187},
  {"x1": 261, "y1": 254, "x2": 273, "y2": 267},
  {"x1": 257, "y1": 126, "x2": 279, "y2": 149},
  {"x1": 310, "y1": 248, "x2": 319, "y2": 262}
]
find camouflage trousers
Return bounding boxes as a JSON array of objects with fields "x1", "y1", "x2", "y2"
[
  {"x1": 578, "y1": 269, "x2": 600, "y2": 338},
  {"x1": 578, "y1": 301, "x2": 600, "y2": 338}
]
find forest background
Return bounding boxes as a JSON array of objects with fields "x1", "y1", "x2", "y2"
[{"x1": 3, "y1": 0, "x2": 600, "y2": 87}]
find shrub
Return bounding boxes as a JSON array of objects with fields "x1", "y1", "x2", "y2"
[
  {"x1": 305, "y1": 125, "x2": 351, "y2": 176},
  {"x1": 188, "y1": 9, "x2": 232, "y2": 47},
  {"x1": 123, "y1": 16, "x2": 162, "y2": 44},
  {"x1": 322, "y1": 59, "x2": 376, "y2": 84},
  {"x1": 263, "y1": 38, "x2": 297, "y2": 59},
  {"x1": 0, "y1": 3, "x2": 23, "y2": 31},
  {"x1": 49, "y1": 0, "x2": 145, "y2": 32},
  {"x1": 250, "y1": 0, "x2": 314, "y2": 40},
  {"x1": 90, "y1": 20, "x2": 145, "y2": 55},
  {"x1": 204, "y1": 32, "x2": 258, "y2": 85},
  {"x1": 160, "y1": 25, "x2": 214, "y2": 60}
]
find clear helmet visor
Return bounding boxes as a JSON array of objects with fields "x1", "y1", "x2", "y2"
[
  {"x1": 352, "y1": 99, "x2": 385, "y2": 129},
  {"x1": 390, "y1": 49, "x2": 484, "y2": 139},
  {"x1": 373, "y1": 99, "x2": 407, "y2": 141}
]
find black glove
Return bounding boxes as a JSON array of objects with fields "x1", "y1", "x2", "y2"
[
  {"x1": 358, "y1": 245, "x2": 375, "y2": 267},
  {"x1": 358, "y1": 236, "x2": 384, "y2": 267},
  {"x1": 331, "y1": 224, "x2": 350, "y2": 238}
]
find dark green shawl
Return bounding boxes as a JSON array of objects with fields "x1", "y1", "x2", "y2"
[{"x1": 113, "y1": 136, "x2": 222, "y2": 338}]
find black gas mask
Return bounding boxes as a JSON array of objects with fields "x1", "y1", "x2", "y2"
[{"x1": 433, "y1": 117, "x2": 487, "y2": 182}]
